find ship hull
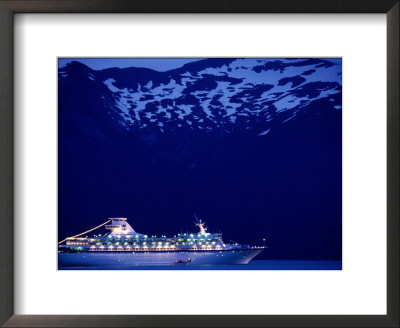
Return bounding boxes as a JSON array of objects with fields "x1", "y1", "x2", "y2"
[{"x1": 59, "y1": 249, "x2": 263, "y2": 267}]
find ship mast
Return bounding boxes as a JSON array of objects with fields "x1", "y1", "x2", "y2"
[{"x1": 194, "y1": 216, "x2": 208, "y2": 235}]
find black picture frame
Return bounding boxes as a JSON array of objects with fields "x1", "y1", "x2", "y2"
[{"x1": 0, "y1": 1, "x2": 398, "y2": 327}]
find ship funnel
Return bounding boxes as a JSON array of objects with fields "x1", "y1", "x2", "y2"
[{"x1": 106, "y1": 218, "x2": 136, "y2": 235}]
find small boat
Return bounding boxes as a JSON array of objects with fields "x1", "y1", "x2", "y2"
[{"x1": 174, "y1": 258, "x2": 191, "y2": 264}]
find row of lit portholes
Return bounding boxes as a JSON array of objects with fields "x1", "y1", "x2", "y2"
[{"x1": 87, "y1": 246, "x2": 223, "y2": 251}]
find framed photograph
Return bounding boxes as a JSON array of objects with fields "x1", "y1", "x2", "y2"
[
  {"x1": 57, "y1": 56, "x2": 342, "y2": 271},
  {"x1": 0, "y1": 1, "x2": 398, "y2": 327}
]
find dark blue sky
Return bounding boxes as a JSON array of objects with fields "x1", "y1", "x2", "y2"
[
  {"x1": 58, "y1": 57, "x2": 341, "y2": 71},
  {"x1": 58, "y1": 58, "x2": 201, "y2": 71}
]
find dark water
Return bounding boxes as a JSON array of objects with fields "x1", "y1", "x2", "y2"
[{"x1": 59, "y1": 260, "x2": 342, "y2": 270}]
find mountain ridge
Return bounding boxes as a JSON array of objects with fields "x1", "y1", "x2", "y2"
[{"x1": 59, "y1": 58, "x2": 341, "y2": 137}]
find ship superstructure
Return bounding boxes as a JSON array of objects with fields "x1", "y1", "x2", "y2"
[{"x1": 58, "y1": 218, "x2": 265, "y2": 267}]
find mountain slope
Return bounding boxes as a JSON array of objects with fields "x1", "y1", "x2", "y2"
[{"x1": 59, "y1": 58, "x2": 341, "y2": 136}]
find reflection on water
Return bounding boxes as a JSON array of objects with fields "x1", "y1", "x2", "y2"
[{"x1": 59, "y1": 259, "x2": 342, "y2": 270}]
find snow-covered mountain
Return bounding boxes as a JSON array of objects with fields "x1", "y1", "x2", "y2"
[{"x1": 58, "y1": 58, "x2": 341, "y2": 137}]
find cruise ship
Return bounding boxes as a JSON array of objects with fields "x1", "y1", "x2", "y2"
[{"x1": 58, "y1": 218, "x2": 265, "y2": 267}]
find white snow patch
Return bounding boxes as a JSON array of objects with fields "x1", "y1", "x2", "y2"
[
  {"x1": 178, "y1": 104, "x2": 193, "y2": 116},
  {"x1": 282, "y1": 114, "x2": 297, "y2": 123},
  {"x1": 274, "y1": 95, "x2": 307, "y2": 112},
  {"x1": 156, "y1": 106, "x2": 171, "y2": 119},
  {"x1": 103, "y1": 78, "x2": 119, "y2": 92},
  {"x1": 146, "y1": 81, "x2": 153, "y2": 89},
  {"x1": 258, "y1": 129, "x2": 271, "y2": 136}
]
